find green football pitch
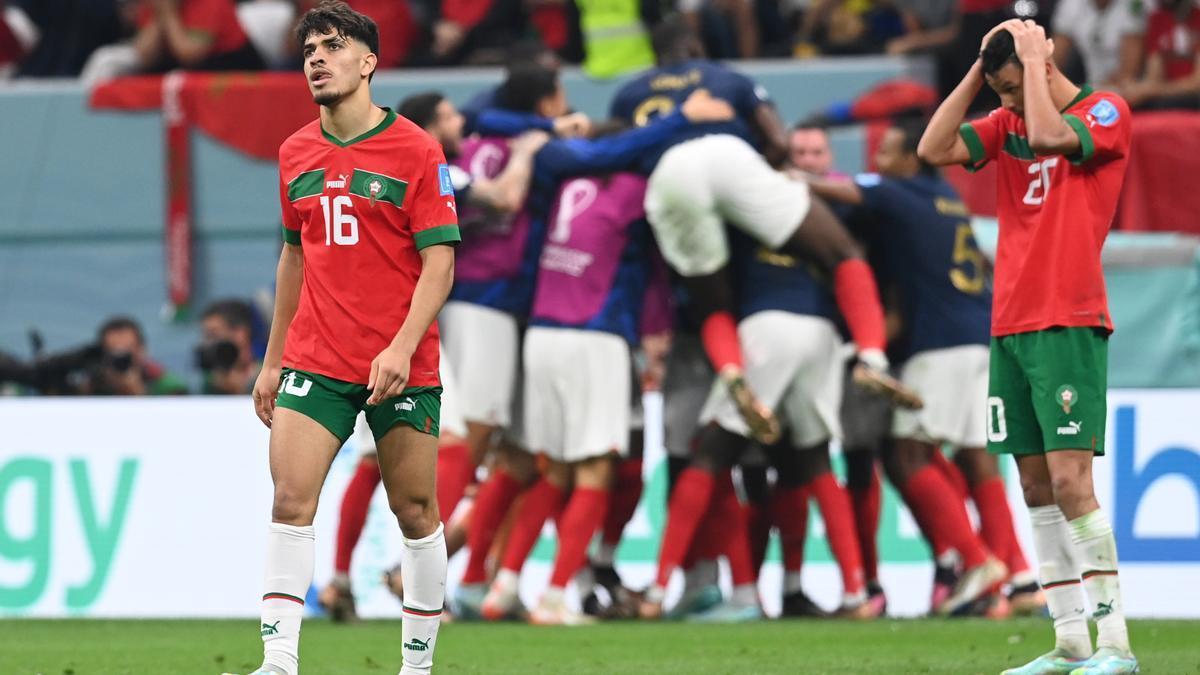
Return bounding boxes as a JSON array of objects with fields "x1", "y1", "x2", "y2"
[{"x1": 1, "y1": 618, "x2": 1195, "y2": 674}]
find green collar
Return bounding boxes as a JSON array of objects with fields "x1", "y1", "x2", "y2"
[
  {"x1": 1060, "y1": 85, "x2": 1093, "y2": 113},
  {"x1": 321, "y1": 107, "x2": 396, "y2": 147}
]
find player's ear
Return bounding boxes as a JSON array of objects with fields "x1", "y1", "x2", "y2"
[{"x1": 361, "y1": 51, "x2": 377, "y2": 81}]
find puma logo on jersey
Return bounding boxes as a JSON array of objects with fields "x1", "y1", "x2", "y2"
[
  {"x1": 395, "y1": 397, "x2": 416, "y2": 412},
  {"x1": 1057, "y1": 421, "x2": 1082, "y2": 436},
  {"x1": 326, "y1": 173, "x2": 349, "y2": 189}
]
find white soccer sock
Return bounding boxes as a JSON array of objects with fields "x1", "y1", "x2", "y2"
[
  {"x1": 1069, "y1": 509, "x2": 1131, "y2": 654},
  {"x1": 784, "y1": 571, "x2": 804, "y2": 594},
  {"x1": 261, "y1": 522, "x2": 315, "y2": 675},
  {"x1": 400, "y1": 524, "x2": 447, "y2": 675},
  {"x1": 731, "y1": 583, "x2": 757, "y2": 607},
  {"x1": 592, "y1": 542, "x2": 617, "y2": 568},
  {"x1": 683, "y1": 558, "x2": 719, "y2": 592},
  {"x1": 1028, "y1": 505, "x2": 1091, "y2": 658}
]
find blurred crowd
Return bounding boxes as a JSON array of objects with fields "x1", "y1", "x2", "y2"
[
  {"x1": 0, "y1": 0, "x2": 1193, "y2": 108},
  {"x1": 0, "y1": 299, "x2": 267, "y2": 396}
]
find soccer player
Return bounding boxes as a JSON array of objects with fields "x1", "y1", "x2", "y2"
[
  {"x1": 610, "y1": 18, "x2": 919, "y2": 442},
  {"x1": 919, "y1": 19, "x2": 1136, "y2": 674},
  {"x1": 810, "y1": 118, "x2": 1043, "y2": 616},
  {"x1": 247, "y1": 4, "x2": 458, "y2": 674}
]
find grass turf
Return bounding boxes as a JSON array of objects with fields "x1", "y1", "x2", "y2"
[{"x1": 1, "y1": 618, "x2": 1195, "y2": 674}]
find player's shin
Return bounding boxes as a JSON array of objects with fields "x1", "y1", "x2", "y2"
[
  {"x1": 400, "y1": 524, "x2": 447, "y2": 675},
  {"x1": 1069, "y1": 509, "x2": 1131, "y2": 654},
  {"x1": 1029, "y1": 505, "x2": 1092, "y2": 658},
  {"x1": 260, "y1": 523, "x2": 315, "y2": 675}
]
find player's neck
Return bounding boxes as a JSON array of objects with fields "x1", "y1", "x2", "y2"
[
  {"x1": 1047, "y1": 71, "x2": 1082, "y2": 111},
  {"x1": 320, "y1": 88, "x2": 385, "y2": 143}
]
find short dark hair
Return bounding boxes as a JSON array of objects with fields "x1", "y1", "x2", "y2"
[
  {"x1": 497, "y1": 64, "x2": 559, "y2": 114},
  {"x1": 651, "y1": 15, "x2": 697, "y2": 60},
  {"x1": 295, "y1": 1, "x2": 380, "y2": 77},
  {"x1": 98, "y1": 316, "x2": 144, "y2": 345},
  {"x1": 398, "y1": 91, "x2": 446, "y2": 129},
  {"x1": 201, "y1": 299, "x2": 255, "y2": 331},
  {"x1": 506, "y1": 40, "x2": 559, "y2": 71},
  {"x1": 981, "y1": 28, "x2": 1020, "y2": 76},
  {"x1": 792, "y1": 117, "x2": 829, "y2": 134},
  {"x1": 892, "y1": 116, "x2": 937, "y2": 174}
]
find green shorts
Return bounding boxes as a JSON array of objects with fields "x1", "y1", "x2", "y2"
[
  {"x1": 274, "y1": 368, "x2": 442, "y2": 444},
  {"x1": 986, "y1": 327, "x2": 1108, "y2": 456}
]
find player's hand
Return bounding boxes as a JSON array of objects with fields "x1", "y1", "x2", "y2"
[
  {"x1": 638, "y1": 332, "x2": 672, "y2": 392},
  {"x1": 552, "y1": 112, "x2": 592, "y2": 138},
  {"x1": 252, "y1": 364, "x2": 282, "y2": 428},
  {"x1": 680, "y1": 89, "x2": 735, "y2": 124},
  {"x1": 1009, "y1": 20, "x2": 1053, "y2": 63},
  {"x1": 432, "y1": 20, "x2": 466, "y2": 58},
  {"x1": 979, "y1": 19, "x2": 1023, "y2": 55},
  {"x1": 367, "y1": 343, "x2": 412, "y2": 406},
  {"x1": 510, "y1": 129, "x2": 552, "y2": 156}
]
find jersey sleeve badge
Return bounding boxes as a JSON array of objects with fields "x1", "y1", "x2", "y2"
[
  {"x1": 438, "y1": 163, "x2": 454, "y2": 196},
  {"x1": 1087, "y1": 99, "x2": 1120, "y2": 127}
]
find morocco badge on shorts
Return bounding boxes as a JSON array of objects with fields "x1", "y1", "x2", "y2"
[
  {"x1": 368, "y1": 178, "x2": 384, "y2": 205},
  {"x1": 1056, "y1": 385, "x2": 1078, "y2": 414}
]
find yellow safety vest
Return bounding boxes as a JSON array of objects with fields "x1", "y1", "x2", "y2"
[{"x1": 577, "y1": 0, "x2": 655, "y2": 79}]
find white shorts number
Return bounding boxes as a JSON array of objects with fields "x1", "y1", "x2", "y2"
[
  {"x1": 987, "y1": 396, "x2": 1008, "y2": 443},
  {"x1": 319, "y1": 195, "x2": 359, "y2": 246}
]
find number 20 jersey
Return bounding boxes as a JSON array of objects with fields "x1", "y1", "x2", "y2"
[
  {"x1": 959, "y1": 87, "x2": 1131, "y2": 337},
  {"x1": 277, "y1": 109, "x2": 461, "y2": 386}
]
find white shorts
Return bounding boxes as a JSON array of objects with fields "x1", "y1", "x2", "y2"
[
  {"x1": 700, "y1": 311, "x2": 843, "y2": 448},
  {"x1": 439, "y1": 301, "x2": 519, "y2": 428},
  {"x1": 891, "y1": 344, "x2": 990, "y2": 448},
  {"x1": 645, "y1": 134, "x2": 812, "y2": 277},
  {"x1": 522, "y1": 327, "x2": 631, "y2": 463}
]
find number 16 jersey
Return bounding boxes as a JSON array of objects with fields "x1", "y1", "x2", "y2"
[
  {"x1": 959, "y1": 86, "x2": 1131, "y2": 337},
  {"x1": 277, "y1": 108, "x2": 461, "y2": 386}
]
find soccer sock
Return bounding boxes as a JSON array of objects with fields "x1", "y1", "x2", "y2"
[
  {"x1": 602, "y1": 458, "x2": 643, "y2": 548},
  {"x1": 809, "y1": 472, "x2": 866, "y2": 596},
  {"x1": 261, "y1": 523, "x2": 315, "y2": 675},
  {"x1": 745, "y1": 500, "x2": 772, "y2": 573},
  {"x1": 684, "y1": 558, "x2": 720, "y2": 591},
  {"x1": 700, "y1": 311, "x2": 744, "y2": 372},
  {"x1": 713, "y1": 475, "x2": 757, "y2": 588},
  {"x1": 900, "y1": 465, "x2": 989, "y2": 568},
  {"x1": 549, "y1": 487, "x2": 610, "y2": 588},
  {"x1": 654, "y1": 467, "x2": 717, "y2": 589},
  {"x1": 1070, "y1": 509, "x2": 1131, "y2": 653},
  {"x1": 461, "y1": 469, "x2": 523, "y2": 585},
  {"x1": 971, "y1": 477, "x2": 1015, "y2": 568},
  {"x1": 1028, "y1": 505, "x2": 1091, "y2": 657},
  {"x1": 499, "y1": 477, "x2": 566, "y2": 574},
  {"x1": 930, "y1": 450, "x2": 969, "y2": 500},
  {"x1": 335, "y1": 459, "x2": 381, "y2": 576},
  {"x1": 400, "y1": 524, "x2": 447, "y2": 675},
  {"x1": 771, "y1": 485, "x2": 809, "y2": 580},
  {"x1": 435, "y1": 441, "x2": 475, "y2": 524},
  {"x1": 832, "y1": 259, "x2": 887, "y2": 353},
  {"x1": 849, "y1": 470, "x2": 882, "y2": 583}
]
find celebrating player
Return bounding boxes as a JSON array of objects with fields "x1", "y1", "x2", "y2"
[
  {"x1": 920, "y1": 20, "x2": 1136, "y2": 675},
  {"x1": 246, "y1": 3, "x2": 458, "y2": 674}
]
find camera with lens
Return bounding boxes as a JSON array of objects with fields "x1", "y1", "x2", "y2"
[{"x1": 195, "y1": 339, "x2": 241, "y2": 372}]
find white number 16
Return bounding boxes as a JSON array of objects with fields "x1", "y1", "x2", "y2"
[{"x1": 319, "y1": 195, "x2": 359, "y2": 246}]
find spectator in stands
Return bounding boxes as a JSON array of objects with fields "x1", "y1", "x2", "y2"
[
  {"x1": 428, "y1": 0, "x2": 575, "y2": 66},
  {"x1": 680, "y1": 0, "x2": 761, "y2": 59},
  {"x1": 133, "y1": 0, "x2": 265, "y2": 73},
  {"x1": 885, "y1": 0, "x2": 958, "y2": 56},
  {"x1": 787, "y1": 123, "x2": 839, "y2": 176},
  {"x1": 197, "y1": 299, "x2": 260, "y2": 395},
  {"x1": 292, "y1": 0, "x2": 416, "y2": 68},
  {"x1": 795, "y1": 0, "x2": 904, "y2": 56},
  {"x1": 9, "y1": 0, "x2": 126, "y2": 78},
  {"x1": 1051, "y1": 0, "x2": 1145, "y2": 86},
  {"x1": 93, "y1": 316, "x2": 188, "y2": 396},
  {"x1": 1120, "y1": 0, "x2": 1200, "y2": 109}
]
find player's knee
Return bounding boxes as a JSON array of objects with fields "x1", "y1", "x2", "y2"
[
  {"x1": 1049, "y1": 470, "x2": 1094, "y2": 509},
  {"x1": 955, "y1": 447, "x2": 998, "y2": 485},
  {"x1": 271, "y1": 487, "x2": 318, "y2": 525},
  {"x1": 1019, "y1": 473, "x2": 1055, "y2": 507},
  {"x1": 392, "y1": 494, "x2": 438, "y2": 538}
]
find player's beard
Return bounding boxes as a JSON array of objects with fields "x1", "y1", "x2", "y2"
[{"x1": 313, "y1": 86, "x2": 345, "y2": 107}]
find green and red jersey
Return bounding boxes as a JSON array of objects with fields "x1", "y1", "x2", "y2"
[
  {"x1": 959, "y1": 86, "x2": 1132, "y2": 337},
  {"x1": 277, "y1": 108, "x2": 461, "y2": 386}
]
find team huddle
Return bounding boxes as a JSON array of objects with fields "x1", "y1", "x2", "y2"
[{"x1": 239, "y1": 2, "x2": 1139, "y2": 675}]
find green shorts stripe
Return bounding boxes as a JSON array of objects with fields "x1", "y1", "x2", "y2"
[
  {"x1": 274, "y1": 367, "x2": 442, "y2": 444},
  {"x1": 986, "y1": 327, "x2": 1108, "y2": 456}
]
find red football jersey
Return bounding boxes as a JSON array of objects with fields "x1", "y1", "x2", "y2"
[
  {"x1": 1146, "y1": 6, "x2": 1200, "y2": 81},
  {"x1": 278, "y1": 108, "x2": 461, "y2": 385},
  {"x1": 959, "y1": 86, "x2": 1131, "y2": 337}
]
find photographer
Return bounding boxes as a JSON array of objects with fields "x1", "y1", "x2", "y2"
[
  {"x1": 196, "y1": 299, "x2": 260, "y2": 395},
  {"x1": 94, "y1": 316, "x2": 188, "y2": 396}
]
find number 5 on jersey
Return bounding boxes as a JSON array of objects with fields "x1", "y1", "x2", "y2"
[{"x1": 320, "y1": 195, "x2": 359, "y2": 246}]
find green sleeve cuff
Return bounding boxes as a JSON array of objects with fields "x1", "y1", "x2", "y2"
[
  {"x1": 414, "y1": 224, "x2": 462, "y2": 250},
  {"x1": 959, "y1": 123, "x2": 989, "y2": 172},
  {"x1": 1063, "y1": 114, "x2": 1095, "y2": 165},
  {"x1": 282, "y1": 226, "x2": 301, "y2": 246}
]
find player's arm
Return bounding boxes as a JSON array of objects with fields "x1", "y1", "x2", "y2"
[
  {"x1": 752, "y1": 102, "x2": 789, "y2": 168},
  {"x1": 253, "y1": 242, "x2": 303, "y2": 427},
  {"x1": 368, "y1": 244, "x2": 455, "y2": 404},
  {"x1": 917, "y1": 58, "x2": 985, "y2": 166},
  {"x1": 805, "y1": 175, "x2": 865, "y2": 206},
  {"x1": 475, "y1": 109, "x2": 593, "y2": 139},
  {"x1": 151, "y1": 0, "x2": 215, "y2": 66},
  {"x1": 464, "y1": 131, "x2": 551, "y2": 214},
  {"x1": 1012, "y1": 21, "x2": 1080, "y2": 156}
]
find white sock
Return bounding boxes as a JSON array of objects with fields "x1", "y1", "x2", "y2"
[
  {"x1": 731, "y1": 583, "x2": 757, "y2": 607},
  {"x1": 1028, "y1": 505, "x2": 1091, "y2": 658},
  {"x1": 842, "y1": 589, "x2": 867, "y2": 608},
  {"x1": 492, "y1": 568, "x2": 520, "y2": 596},
  {"x1": 592, "y1": 542, "x2": 617, "y2": 568},
  {"x1": 261, "y1": 523, "x2": 315, "y2": 675},
  {"x1": 400, "y1": 524, "x2": 447, "y2": 675},
  {"x1": 683, "y1": 558, "x2": 719, "y2": 592},
  {"x1": 574, "y1": 565, "x2": 595, "y2": 600},
  {"x1": 784, "y1": 571, "x2": 804, "y2": 594},
  {"x1": 1069, "y1": 509, "x2": 1131, "y2": 654}
]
